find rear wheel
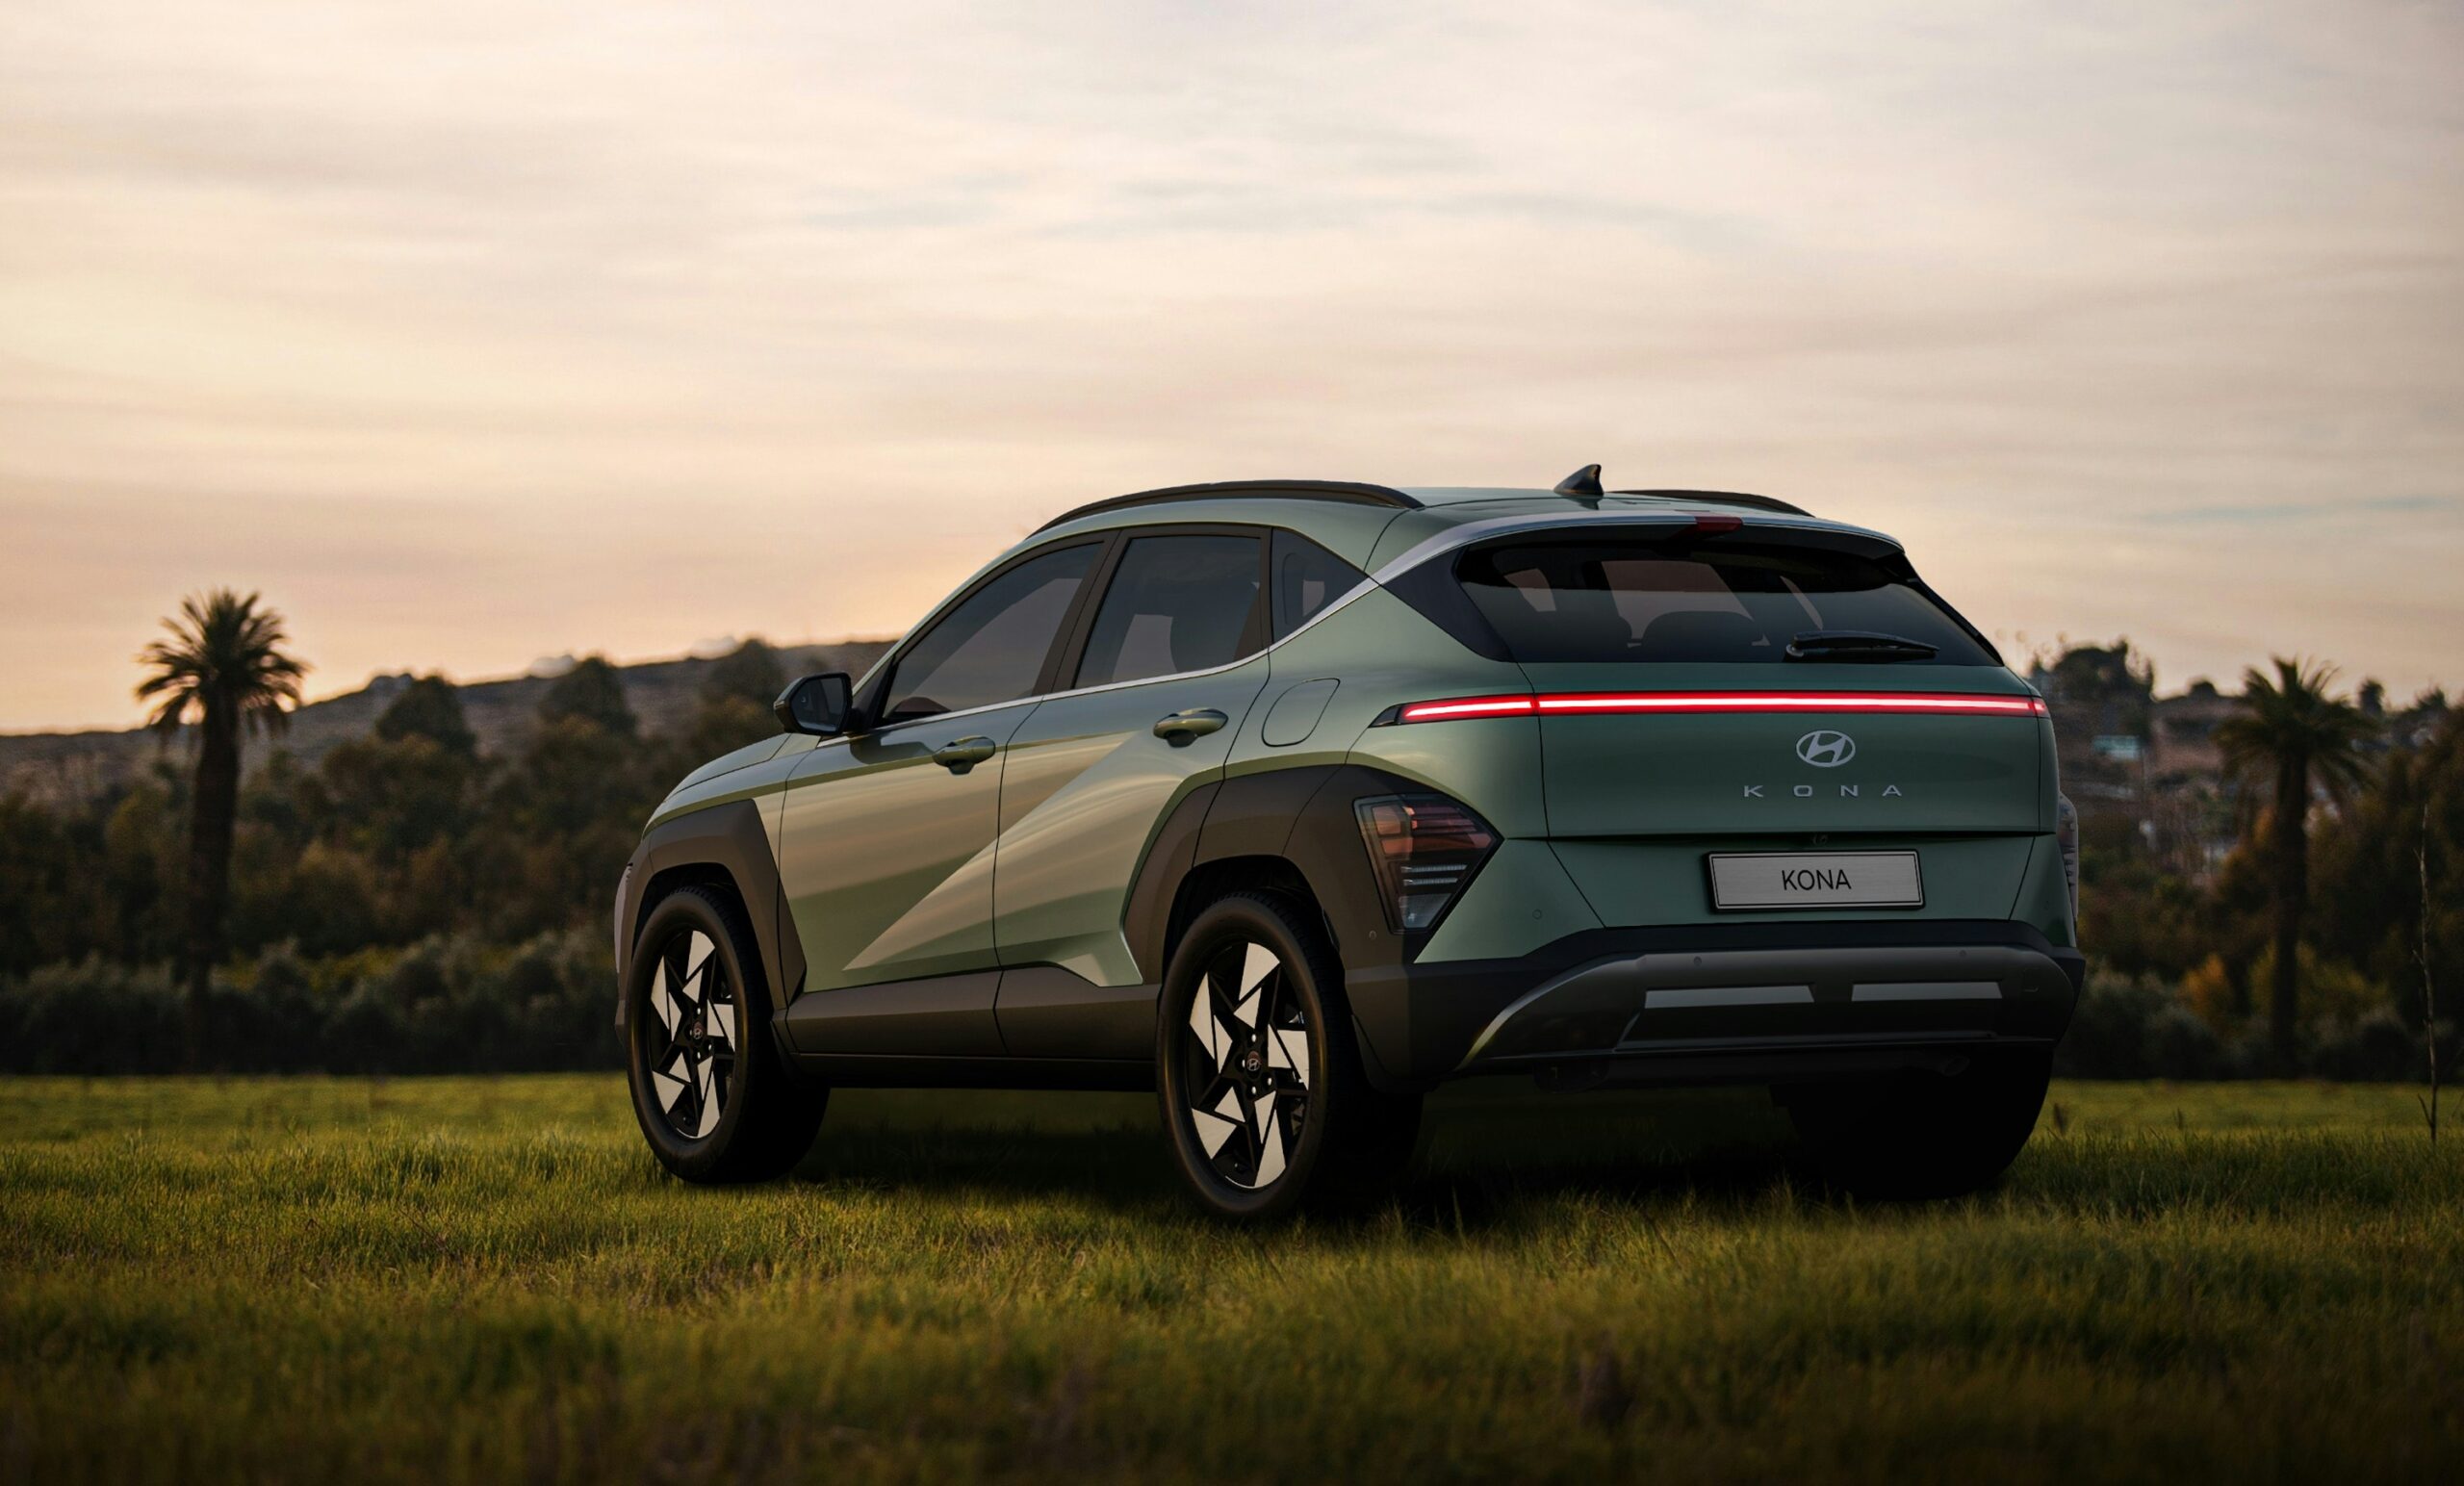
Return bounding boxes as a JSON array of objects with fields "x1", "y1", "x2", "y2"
[
  {"x1": 626, "y1": 885, "x2": 826, "y2": 1183},
  {"x1": 1157, "y1": 891, "x2": 1420, "y2": 1221},
  {"x1": 1782, "y1": 1045, "x2": 2051, "y2": 1199}
]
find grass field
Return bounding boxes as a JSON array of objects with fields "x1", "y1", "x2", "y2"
[{"x1": 3, "y1": 1075, "x2": 2458, "y2": 1484}]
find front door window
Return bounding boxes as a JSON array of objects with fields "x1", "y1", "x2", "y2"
[{"x1": 881, "y1": 543, "x2": 1100, "y2": 724}]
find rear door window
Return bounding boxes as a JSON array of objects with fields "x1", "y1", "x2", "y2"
[
  {"x1": 1456, "y1": 540, "x2": 1994, "y2": 664},
  {"x1": 1074, "y1": 533, "x2": 1265, "y2": 687}
]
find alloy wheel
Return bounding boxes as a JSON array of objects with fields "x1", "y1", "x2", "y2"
[
  {"x1": 644, "y1": 929, "x2": 737, "y2": 1140},
  {"x1": 1179, "y1": 937, "x2": 1311, "y2": 1190}
]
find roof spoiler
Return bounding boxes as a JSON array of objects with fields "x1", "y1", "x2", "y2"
[{"x1": 1612, "y1": 487, "x2": 1811, "y2": 517}]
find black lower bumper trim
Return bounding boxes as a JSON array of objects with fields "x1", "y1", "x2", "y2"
[
  {"x1": 1343, "y1": 919, "x2": 2081, "y2": 1088},
  {"x1": 1519, "y1": 1034, "x2": 2058, "y2": 1091}
]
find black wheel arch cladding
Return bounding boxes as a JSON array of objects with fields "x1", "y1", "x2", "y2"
[
  {"x1": 1124, "y1": 763, "x2": 1437, "y2": 988},
  {"x1": 613, "y1": 799, "x2": 804, "y2": 1032},
  {"x1": 1123, "y1": 762, "x2": 1452, "y2": 1091}
]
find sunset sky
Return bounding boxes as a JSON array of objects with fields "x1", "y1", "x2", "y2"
[{"x1": 3, "y1": 1, "x2": 2459, "y2": 732}]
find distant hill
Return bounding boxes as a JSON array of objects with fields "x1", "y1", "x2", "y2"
[{"x1": 0, "y1": 639, "x2": 895, "y2": 805}]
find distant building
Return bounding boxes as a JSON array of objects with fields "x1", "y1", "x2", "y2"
[
  {"x1": 2151, "y1": 679, "x2": 2237, "y2": 784},
  {"x1": 2034, "y1": 642, "x2": 2156, "y2": 807},
  {"x1": 2033, "y1": 644, "x2": 2249, "y2": 879}
]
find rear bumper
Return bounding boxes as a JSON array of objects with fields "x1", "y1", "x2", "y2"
[{"x1": 1344, "y1": 919, "x2": 2082, "y2": 1089}]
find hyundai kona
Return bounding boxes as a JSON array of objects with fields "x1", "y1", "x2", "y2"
[{"x1": 615, "y1": 468, "x2": 2081, "y2": 1218}]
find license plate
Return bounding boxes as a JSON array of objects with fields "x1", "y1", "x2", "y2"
[{"x1": 1707, "y1": 851, "x2": 1923, "y2": 910}]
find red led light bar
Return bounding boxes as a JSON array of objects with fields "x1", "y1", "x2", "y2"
[
  {"x1": 1395, "y1": 695, "x2": 1538, "y2": 720},
  {"x1": 1395, "y1": 691, "x2": 2048, "y2": 723}
]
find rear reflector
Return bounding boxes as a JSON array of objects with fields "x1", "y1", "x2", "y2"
[{"x1": 1392, "y1": 691, "x2": 2048, "y2": 723}]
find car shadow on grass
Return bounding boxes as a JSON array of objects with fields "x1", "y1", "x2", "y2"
[
  {"x1": 783, "y1": 1084, "x2": 1815, "y2": 1225},
  {"x1": 1375, "y1": 1082, "x2": 1815, "y2": 1232},
  {"x1": 779, "y1": 1079, "x2": 2455, "y2": 1230},
  {"x1": 789, "y1": 1123, "x2": 1177, "y2": 1209}
]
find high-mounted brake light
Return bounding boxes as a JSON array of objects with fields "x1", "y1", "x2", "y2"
[
  {"x1": 1688, "y1": 513, "x2": 1744, "y2": 535},
  {"x1": 1390, "y1": 691, "x2": 2047, "y2": 723}
]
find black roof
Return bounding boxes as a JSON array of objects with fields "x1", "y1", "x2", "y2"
[
  {"x1": 1035, "y1": 480, "x2": 1422, "y2": 533},
  {"x1": 1034, "y1": 477, "x2": 1813, "y2": 533}
]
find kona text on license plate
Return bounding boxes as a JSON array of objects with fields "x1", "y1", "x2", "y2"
[{"x1": 1707, "y1": 851, "x2": 1923, "y2": 910}]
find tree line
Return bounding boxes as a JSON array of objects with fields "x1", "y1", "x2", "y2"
[
  {"x1": 0, "y1": 590, "x2": 791, "y2": 1072},
  {"x1": 2070, "y1": 658, "x2": 2456, "y2": 1080},
  {"x1": 0, "y1": 589, "x2": 2456, "y2": 1079}
]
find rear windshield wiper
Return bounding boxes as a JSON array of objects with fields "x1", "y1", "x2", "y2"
[{"x1": 1785, "y1": 629, "x2": 1938, "y2": 662}]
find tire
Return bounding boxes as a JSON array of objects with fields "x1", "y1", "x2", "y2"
[
  {"x1": 1782, "y1": 1045, "x2": 2052, "y2": 1199},
  {"x1": 626, "y1": 884, "x2": 827, "y2": 1184},
  {"x1": 1156, "y1": 890, "x2": 1422, "y2": 1221}
]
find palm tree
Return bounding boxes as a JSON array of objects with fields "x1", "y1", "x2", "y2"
[
  {"x1": 136, "y1": 591, "x2": 308, "y2": 1066},
  {"x1": 2215, "y1": 657, "x2": 2375, "y2": 1070}
]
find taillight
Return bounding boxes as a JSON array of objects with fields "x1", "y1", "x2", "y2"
[
  {"x1": 1394, "y1": 695, "x2": 1535, "y2": 722},
  {"x1": 1354, "y1": 795, "x2": 1499, "y2": 933},
  {"x1": 1383, "y1": 691, "x2": 2048, "y2": 723}
]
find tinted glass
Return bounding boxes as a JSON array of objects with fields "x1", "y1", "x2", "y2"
[
  {"x1": 881, "y1": 543, "x2": 1099, "y2": 722},
  {"x1": 1270, "y1": 530, "x2": 1369, "y2": 639},
  {"x1": 1456, "y1": 541, "x2": 1993, "y2": 664},
  {"x1": 1075, "y1": 534, "x2": 1263, "y2": 687}
]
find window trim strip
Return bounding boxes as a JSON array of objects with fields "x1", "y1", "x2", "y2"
[{"x1": 843, "y1": 531, "x2": 1383, "y2": 743}]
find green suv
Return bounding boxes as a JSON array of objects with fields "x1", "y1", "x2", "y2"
[{"x1": 615, "y1": 470, "x2": 2081, "y2": 1217}]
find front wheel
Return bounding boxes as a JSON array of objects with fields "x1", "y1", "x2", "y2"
[
  {"x1": 1782, "y1": 1045, "x2": 2052, "y2": 1199},
  {"x1": 626, "y1": 885, "x2": 827, "y2": 1184},
  {"x1": 1157, "y1": 891, "x2": 1420, "y2": 1221}
]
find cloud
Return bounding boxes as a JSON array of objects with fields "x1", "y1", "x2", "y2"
[
  {"x1": 2141, "y1": 494, "x2": 2457, "y2": 525},
  {"x1": 0, "y1": 0, "x2": 2459, "y2": 728}
]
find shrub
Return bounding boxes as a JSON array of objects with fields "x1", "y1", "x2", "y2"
[
  {"x1": 2057, "y1": 970, "x2": 2179, "y2": 1079},
  {"x1": 2306, "y1": 1007, "x2": 2451, "y2": 1083},
  {"x1": 0, "y1": 932, "x2": 620, "y2": 1075},
  {"x1": 0, "y1": 958, "x2": 185, "y2": 1074},
  {"x1": 2059, "y1": 967, "x2": 2240, "y2": 1080}
]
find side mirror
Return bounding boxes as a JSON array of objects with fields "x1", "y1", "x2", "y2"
[{"x1": 772, "y1": 673, "x2": 853, "y2": 737}]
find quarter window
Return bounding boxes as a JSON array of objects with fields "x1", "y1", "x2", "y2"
[
  {"x1": 1075, "y1": 534, "x2": 1264, "y2": 688},
  {"x1": 879, "y1": 543, "x2": 1100, "y2": 723},
  {"x1": 1270, "y1": 530, "x2": 1369, "y2": 639}
]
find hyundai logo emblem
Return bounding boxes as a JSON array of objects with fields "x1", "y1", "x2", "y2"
[{"x1": 1796, "y1": 730, "x2": 1856, "y2": 768}]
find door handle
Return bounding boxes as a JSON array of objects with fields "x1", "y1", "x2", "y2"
[
  {"x1": 932, "y1": 736, "x2": 998, "y2": 773},
  {"x1": 1152, "y1": 708, "x2": 1228, "y2": 746}
]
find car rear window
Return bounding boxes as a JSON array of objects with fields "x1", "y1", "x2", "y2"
[{"x1": 1455, "y1": 540, "x2": 1995, "y2": 664}]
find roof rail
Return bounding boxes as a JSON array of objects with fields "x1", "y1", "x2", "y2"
[
  {"x1": 1610, "y1": 488, "x2": 1811, "y2": 518},
  {"x1": 1036, "y1": 479, "x2": 1423, "y2": 533}
]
